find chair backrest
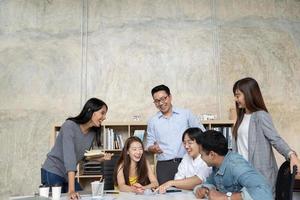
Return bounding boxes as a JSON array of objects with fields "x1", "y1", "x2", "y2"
[
  {"x1": 102, "y1": 154, "x2": 120, "y2": 190},
  {"x1": 275, "y1": 161, "x2": 297, "y2": 200}
]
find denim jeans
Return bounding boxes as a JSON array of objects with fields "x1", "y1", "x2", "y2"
[{"x1": 41, "y1": 168, "x2": 82, "y2": 193}]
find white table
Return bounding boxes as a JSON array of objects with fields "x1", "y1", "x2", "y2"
[{"x1": 11, "y1": 190, "x2": 203, "y2": 200}]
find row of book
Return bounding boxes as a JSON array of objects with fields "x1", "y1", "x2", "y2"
[
  {"x1": 104, "y1": 128, "x2": 145, "y2": 150},
  {"x1": 104, "y1": 128, "x2": 124, "y2": 150}
]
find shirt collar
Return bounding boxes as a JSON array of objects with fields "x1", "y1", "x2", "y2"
[
  {"x1": 157, "y1": 106, "x2": 179, "y2": 118},
  {"x1": 215, "y1": 151, "x2": 232, "y2": 176}
]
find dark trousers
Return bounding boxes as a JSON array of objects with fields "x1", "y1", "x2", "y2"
[
  {"x1": 156, "y1": 159, "x2": 181, "y2": 185},
  {"x1": 41, "y1": 168, "x2": 82, "y2": 193}
]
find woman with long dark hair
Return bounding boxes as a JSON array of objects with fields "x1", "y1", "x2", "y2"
[
  {"x1": 113, "y1": 136, "x2": 158, "y2": 194},
  {"x1": 232, "y1": 77, "x2": 300, "y2": 195},
  {"x1": 41, "y1": 98, "x2": 111, "y2": 200}
]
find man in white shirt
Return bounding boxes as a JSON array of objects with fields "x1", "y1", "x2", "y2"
[{"x1": 155, "y1": 128, "x2": 211, "y2": 193}]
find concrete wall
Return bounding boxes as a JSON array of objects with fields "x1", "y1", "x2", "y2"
[{"x1": 0, "y1": 0, "x2": 299, "y2": 198}]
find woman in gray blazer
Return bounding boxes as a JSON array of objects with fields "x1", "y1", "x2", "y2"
[{"x1": 231, "y1": 77, "x2": 300, "y2": 195}]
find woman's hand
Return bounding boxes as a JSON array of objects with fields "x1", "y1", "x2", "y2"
[
  {"x1": 290, "y1": 153, "x2": 300, "y2": 175},
  {"x1": 91, "y1": 153, "x2": 114, "y2": 162},
  {"x1": 155, "y1": 181, "x2": 173, "y2": 194},
  {"x1": 103, "y1": 153, "x2": 114, "y2": 160},
  {"x1": 131, "y1": 183, "x2": 145, "y2": 194},
  {"x1": 68, "y1": 191, "x2": 80, "y2": 200}
]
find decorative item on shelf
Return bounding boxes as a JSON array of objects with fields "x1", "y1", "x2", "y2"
[
  {"x1": 199, "y1": 114, "x2": 217, "y2": 121},
  {"x1": 132, "y1": 115, "x2": 141, "y2": 121}
]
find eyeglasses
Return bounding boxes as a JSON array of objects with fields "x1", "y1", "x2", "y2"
[
  {"x1": 153, "y1": 95, "x2": 169, "y2": 105},
  {"x1": 183, "y1": 140, "x2": 196, "y2": 146}
]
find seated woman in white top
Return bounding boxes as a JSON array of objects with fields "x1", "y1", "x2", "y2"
[{"x1": 155, "y1": 127, "x2": 212, "y2": 193}]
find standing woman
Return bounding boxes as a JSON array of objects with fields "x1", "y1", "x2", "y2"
[
  {"x1": 41, "y1": 98, "x2": 110, "y2": 200},
  {"x1": 232, "y1": 77, "x2": 300, "y2": 194}
]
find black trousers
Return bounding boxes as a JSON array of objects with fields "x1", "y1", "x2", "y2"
[{"x1": 156, "y1": 159, "x2": 182, "y2": 185}]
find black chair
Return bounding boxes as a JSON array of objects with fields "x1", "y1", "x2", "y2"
[
  {"x1": 102, "y1": 154, "x2": 120, "y2": 190},
  {"x1": 275, "y1": 161, "x2": 297, "y2": 200}
]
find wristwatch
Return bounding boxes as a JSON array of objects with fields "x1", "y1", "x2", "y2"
[{"x1": 226, "y1": 192, "x2": 232, "y2": 200}]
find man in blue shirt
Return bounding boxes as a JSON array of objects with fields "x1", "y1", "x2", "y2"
[
  {"x1": 193, "y1": 130, "x2": 272, "y2": 200},
  {"x1": 146, "y1": 84, "x2": 205, "y2": 184}
]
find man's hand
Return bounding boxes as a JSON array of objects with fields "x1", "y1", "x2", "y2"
[
  {"x1": 149, "y1": 142, "x2": 163, "y2": 154},
  {"x1": 208, "y1": 189, "x2": 227, "y2": 200},
  {"x1": 194, "y1": 187, "x2": 209, "y2": 199},
  {"x1": 155, "y1": 180, "x2": 173, "y2": 194}
]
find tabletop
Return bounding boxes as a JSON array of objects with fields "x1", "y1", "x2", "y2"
[{"x1": 10, "y1": 190, "x2": 204, "y2": 200}]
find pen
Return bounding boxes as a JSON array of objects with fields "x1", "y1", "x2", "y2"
[
  {"x1": 105, "y1": 191, "x2": 119, "y2": 194},
  {"x1": 166, "y1": 189, "x2": 182, "y2": 193}
]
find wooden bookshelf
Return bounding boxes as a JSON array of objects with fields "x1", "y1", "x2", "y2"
[{"x1": 51, "y1": 120, "x2": 234, "y2": 189}]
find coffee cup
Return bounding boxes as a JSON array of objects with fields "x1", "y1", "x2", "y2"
[
  {"x1": 51, "y1": 185, "x2": 62, "y2": 200},
  {"x1": 39, "y1": 185, "x2": 49, "y2": 198},
  {"x1": 91, "y1": 181, "x2": 104, "y2": 197}
]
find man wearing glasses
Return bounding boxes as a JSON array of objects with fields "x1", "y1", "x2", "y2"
[{"x1": 146, "y1": 84, "x2": 205, "y2": 184}]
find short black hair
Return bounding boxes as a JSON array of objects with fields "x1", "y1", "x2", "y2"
[
  {"x1": 196, "y1": 130, "x2": 228, "y2": 156},
  {"x1": 182, "y1": 127, "x2": 204, "y2": 142},
  {"x1": 151, "y1": 84, "x2": 171, "y2": 96}
]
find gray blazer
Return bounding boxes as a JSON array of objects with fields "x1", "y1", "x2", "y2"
[{"x1": 232, "y1": 110, "x2": 292, "y2": 194}]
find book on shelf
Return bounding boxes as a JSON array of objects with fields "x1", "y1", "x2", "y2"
[
  {"x1": 133, "y1": 130, "x2": 145, "y2": 141},
  {"x1": 105, "y1": 128, "x2": 124, "y2": 150},
  {"x1": 117, "y1": 133, "x2": 124, "y2": 149}
]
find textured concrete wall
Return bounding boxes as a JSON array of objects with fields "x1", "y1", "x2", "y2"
[{"x1": 0, "y1": 0, "x2": 299, "y2": 198}]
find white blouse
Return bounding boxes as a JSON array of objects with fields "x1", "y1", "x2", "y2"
[
  {"x1": 174, "y1": 153, "x2": 212, "y2": 182},
  {"x1": 237, "y1": 113, "x2": 252, "y2": 161}
]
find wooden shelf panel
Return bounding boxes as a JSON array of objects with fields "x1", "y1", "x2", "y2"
[{"x1": 76, "y1": 175, "x2": 102, "y2": 178}]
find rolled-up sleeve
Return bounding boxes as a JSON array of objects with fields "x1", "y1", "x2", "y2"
[
  {"x1": 195, "y1": 161, "x2": 212, "y2": 182},
  {"x1": 146, "y1": 119, "x2": 156, "y2": 150},
  {"x1": 174, "y1": 157, "x2": 187, "y2": 180}
]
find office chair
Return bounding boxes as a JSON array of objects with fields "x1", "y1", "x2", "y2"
[
  {"x1": 102, "y1": 154, "x2": 120, "y2": 190},
  {"x1": 275, "y1": 161, "x2": 297, "y2": 200}
]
